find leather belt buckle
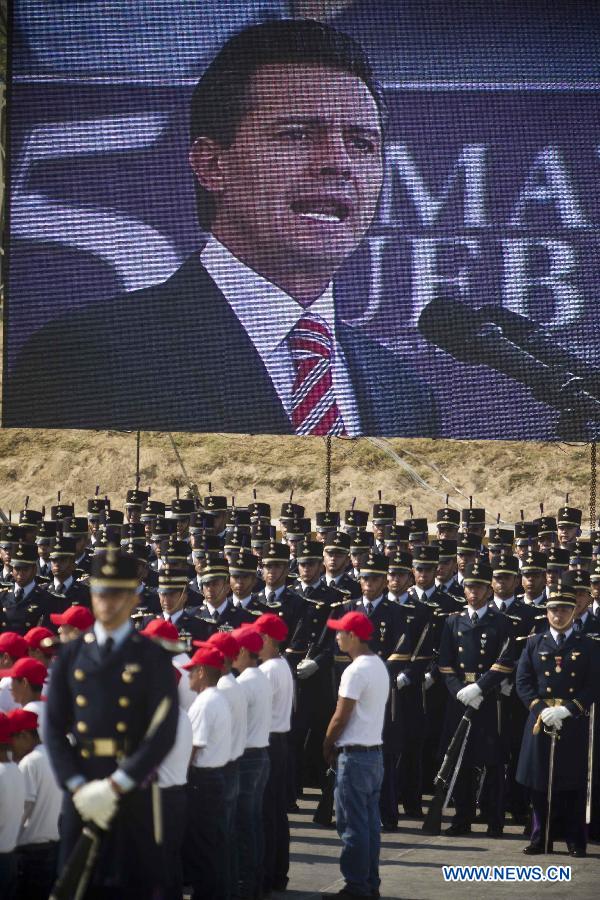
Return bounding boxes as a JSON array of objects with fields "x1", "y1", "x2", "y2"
[
  {"x1": 464, "y1": 672, "x2": 476, "y2": 684},
  {"x1": 93, "y1": 738, "x2": 118, "y2": 757}
]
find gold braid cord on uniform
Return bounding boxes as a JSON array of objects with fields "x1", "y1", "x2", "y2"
[{"x1": 532, "y1": 697, "x2": 563, "y2": 735}]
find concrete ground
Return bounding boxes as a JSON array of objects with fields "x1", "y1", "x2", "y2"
[{"x1": 281, "y1": 791, "x2": 599, "y2": 899}]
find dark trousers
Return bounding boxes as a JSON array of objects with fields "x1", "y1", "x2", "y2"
[
  {"x1": 237, "y1": 748, "x2": 269, "y2": 899},
  {"x1": 185, "y1": 766, "x2": 227, "y2": 900},
  {"x1": 15, "y1": 841, "x2": 58, "y2": 900},
  {"x1": 530, "y1": 788, "x2": 587, "y2": 851},
  {"x1": 223, "y1": 759, "x2": 240, "y2": 900},
  {"x1": 161, "y1": 786, "x2": 187, "y2": 900},
  {"x1": 263, "y1": 733, "x2": 290, "y2": 893},
  {"x1": 453, "y1": 764, "x2": 505, "y2": 829},
  {"x1": 380, "y1": 751, "x2": 400, "y2": 827},
  {"x1": 0, "y1": 852, "x2": 17, "y2": 900}
]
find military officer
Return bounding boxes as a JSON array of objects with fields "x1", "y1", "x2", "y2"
[
  {"x1": 62, "y1": 516, "x2": 94, "y2": 576},
  {"x1": 36, "y1": 519, "x2": 57, "y2": 582},
  {"x1": 341, "y1": 508, "x2": 369, "y2": 540},
  {"x1": 438, "y1": 560, "x2": 516, "y2": 837},
  {"x1": 45, "y1": 536, "x2": 91, "y2": 609},
  {"x1": 536, "y1": 515, "x2": 558, "y2": 554},
  {"x1": 286, "y1": 539, "x2": 339, "y2": 824},
  {"x1": 556, "y1": 504, "x2": 582, "y2": 550},
  {"x1": 314, "y1": 511, "x2": 340, "y2": 546},
  {"x1": 1, "y1": 543, "x2": 54, "y2": 635},
  {"x1": 434, "y1": 539, "x2": 462, "y2": 599},
  {"x1": 569, "y1": 540, "x2": 594, "y2": 574},
  {"x1": 228, "y1": 548, "x2": 267, "y2": 620},
  {"x1": 138, "y1": 564, "x2": 208, "y2": 645},
  {"x1": 487, "y1": 526, "x2": 515, "y2": 559},
  {"x1": 371, "y1": 503, "x2": 396, "y2": 554},
  {"x1": 514, "y1": 522, "x2": 539, "y2": 566},
  {"x1": 516, "y1": 587, "x2": 599, "y2": 856},
  {"x1": 405, "y1": 517, "x2": 429, "y2": 553},
  {"x1": 349, "y1": 530, "x2": 373, "y2": 581},
  {"x1": 45, "y1": 547, "x2": 178, "y2": 897},
  {"x1": 124, "y1": 488, "x2": 149, "y2": 526},
  {"x1": 565, "y1": 569, "x2": 600, "y2": 635},
  {"x1": 196, "y1": 553, "x2": 250, "y2": 633},
  {"x1": 322, "y1": 532, "x2": 361, "y2": 600},
  {"x1": 255, "y1": 541, "x2": 305, "y2": 639},
  {"x1": 278, "y1": 502, "x2": 305, "y2": 542},
  {"x1": 456, "y1": 533, "x2": 482, "y2": 591},
  {"x1": 545, "y1": 547, "x2": 571, "y2": 602},
  {"x1": 435, "y1": 507, "x2": 460, "y2": 541}
]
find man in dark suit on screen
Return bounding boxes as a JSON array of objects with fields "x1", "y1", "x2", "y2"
[{"x1": 5, "y1": 19, "x2": 438, "y2": 436}]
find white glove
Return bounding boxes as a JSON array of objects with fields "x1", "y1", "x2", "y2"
[
  {"x1": 296, "y1": 659, "x2": 319, "y2": 680},
  {"x1": 73, "y1": 779, "x2": 119, "y2": 830},
  {"x1": 396, "y1": 673, "x2": 410, "y2": 690},
  {"x1": 540, "y1": 706, "x2": 571, "y2": 729},
  {"x1": 424, "y1": 672, "x2": 435, "y2": 691},
  {"x1": 456, "y1": 683, "x2": 483, "y2": 708},
  {"x1": 500, "y1": 679, "x2": 513, "y2": 696}
]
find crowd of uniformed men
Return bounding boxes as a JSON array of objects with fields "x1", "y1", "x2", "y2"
[{"x1": 1, "y1": 488, "x2": 600, "y2": 898}]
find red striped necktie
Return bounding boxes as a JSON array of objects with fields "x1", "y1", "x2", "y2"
[{"x1": 288, "y1": 313, "x2": 347, "y2": 437}]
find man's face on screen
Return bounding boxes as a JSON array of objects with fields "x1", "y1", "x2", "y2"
[{"x1": 201, "y1": 64, "x2": 383, "y2": 287}]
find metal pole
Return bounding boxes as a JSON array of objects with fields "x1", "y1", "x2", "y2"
[
  {"x1": 590, "y1": 442, "x2": 597, "y2": 529},
  {"x1": 135, "y1": 430, "x2": 141, "y2": 489},
  {"x1": 325, "y1": 436, "x2": 332, "y2": 512}
]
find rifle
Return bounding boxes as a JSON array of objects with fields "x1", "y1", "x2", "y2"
[
  {"x1": 586, "y1": 702, "x2": 595, "y2": 824},
  {"x1": 422, "y1": 706, "x2": 476, "y2": 835}
]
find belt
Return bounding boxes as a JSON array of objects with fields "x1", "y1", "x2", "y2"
[
  {"x1": 160, "y1": 784, "x2": 186, "y2": 794},
  {"x1": 269, "y1": 732, "x2": 288, "y2": 740},
  {"x1": 338, "y1": 744, "x2": 382, "y2": 753},
  {"x1": 77, "y1": 737, "x2": 129, "y2": 759},
  {"x1": 462, "y1": 672, "x2": 478, "y2": 684},
  {"x1": 243, "y1": 747, "x2": 268, "y2": 756}
]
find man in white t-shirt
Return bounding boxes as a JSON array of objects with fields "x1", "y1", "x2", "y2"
[
  {"x1": 323, "y1": 612, "x2": 389, "y2": 900},
  {"x1": 0, "y1": 657, "x2": 48, "y2": 743},
  {"x1": 207, "y1": 630, "x2": 249, "y2": 900},
  {"x1": 0, "y1": 632, "x2": 29, "y2": 713},
  {"x1": 8, "y1": 708, "x2": 62, "y2": 899},
  {"x1": 183, "y1": 643, "x2": 232, "y2": 900},
  {"x1": 0, "y1": 712, "x2": 25, "y2": 899},
  {"x1": 140, "y1": 618, "x2": 193, "y2": 900},
  {"x1": 256, "y1": 612, "x2": 293, "y2": 896},
  {"x1": 232, "y1": 625, "x2": 272, "y2": 900}
]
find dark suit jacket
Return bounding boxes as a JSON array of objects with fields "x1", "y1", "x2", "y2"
[{"x1": 5, "y1": 255, "x2": 439, "y2": 435}]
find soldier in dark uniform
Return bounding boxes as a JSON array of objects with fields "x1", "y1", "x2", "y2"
[
  {"x1": 519, "y1": 550, "x2": 549, "y2": 613},
  {"x1": 314, "y1": 511, "x2": 340, "y2": 546},
  {"x1": 62, "y1": 517, "x2": 94, "y2": 576},
  {"x1": 569, "y1": 540, "x2": 594, "y2": 574},
  {"x1": 170, "y1": 496, "x2": 196, "y2": 543},
  {"x1": 438, "y1": 560, "x2": 516, "y2": 837},
  {"x1": 556, "y1": 505, "x2": 582, "y2": 551},
  {"x1": 516, "y1": 588, "x2": 599, "y2": 856},
  {"x1": 544, "y1": 547, "x2": 571, "y2": 612},
  {"x1": 45, "y1": 536, "x2": 91, "y2": 610},
  {"x1": 286, "y1": 539, "x2": 339, "y2": 824},
  {"x1": 514, "y1": 522, "x2": 539, "y2": 569},
  {"x1": 140, "y1": 499, "x2": 165, "y2": 562},
  {"x1": 433, "y1": 539, "x2": 462, "y2": 600},
  {"x1": 188, "y1": 534, "x2": 224, "y2": 600},
  {"x1": 228, "y1": 548, "x2": 267, "y2": 620},
  {"x1": 322, "y1": 532, "x2": 361, "y2": 600},
  {"x1": 487, "y1": 526, "x2": 515, "y2": 560},
  {"x1": 536, "y1": 515, "x2": 558, "y2": 555},
  {"x1": 278, "y1": 502, "x2": 305, "y2": 543},
  {"x1": 248, "y1": 500, "x2": 271, "y2": 528},
  {"x1": 124, "y1": 489, "x2": 149, "y2": 526},
  {"x1": 123, "y1": 543, "x2": 161, "y2": 618},
  {"x1": 485, "y1": 552, "x2": 537, "y2": 826},
  {"x1": 0, "y1": 523, "x2": 17, "y2": 588},
  {"x1": 405, "y1": 517, "x2": 429, "y2": 553},
  {"x1": 387, "y1": 550, "x2": 433, "y2": 818},
  {"x1": 407, "y1": 545, "x2": 463, "y2": 791},
  {"x1": 371, "y1": 503, "x2": 396, "y2": 554},
  {"x1": 567, "y1": 569, "x2": 600, "y2": 635},
  {"x1": 137, "y1": 564, "x2": 208, "y2": 644},
  {"x1": 86, "y1": 496, "x2": 109, "y2": 549},
  {"x1": 341, "y1": 508, "x2": 369, "y2": 542},
  {"x1": 45, "y1": 548, "x2": 178, "y2": 898},
  {"x1": 203, "y1": 494, "x2": 230, "y2": 540},
  {"x1": 461, "y1": 507, "x2": 486, "y2": 545},
  {"x1": 195, "y1": 553, "x2": 250, "y2": 634},
  {"x1": 36, "y1": 519, "x2": 57, "y2": 582},
  {"x1": 284, "y1": 517, "x2": 311, "y2": 577},
  {"x1": 435, "y1": 507, "x2": 460, "y2": 541},
  {"x1": 349, "y1": 530, "x2": 373, "y2": 581},
  {"x1": 255, "y1": 541, "x2": 305, "y2": 639},
  {"x1": 17, "y1": 505, "x2": 43, "y2": 545},
  {"x1": 456, "y1": 533, "x2": 481, "y2": 593},
  {"x1": 1, "y1": 543, "x2": 54, "y2": 634}
]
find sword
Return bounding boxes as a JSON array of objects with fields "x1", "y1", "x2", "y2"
[
  {"x1": 545, "y1": 727, "x2": 558, "y2": 854},
  {"x1": 587, "y1": 702, "x2": 595, "y2": 824}
]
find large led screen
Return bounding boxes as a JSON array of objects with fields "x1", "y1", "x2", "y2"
[{"x1": 4, "y1": 1, "x2": 600, "y2": 440}]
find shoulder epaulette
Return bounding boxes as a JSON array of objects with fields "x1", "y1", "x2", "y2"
[{"x1": 330, "y1": 601, "x2": 344, "y2": 608}]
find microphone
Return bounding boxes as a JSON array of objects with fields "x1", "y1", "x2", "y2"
[
  {"x1": 418, "y1": 297, "x2": 600, "y2": 422},
  {"x1": 476, "y1": 304, "x2": 600, "y2": 400}
]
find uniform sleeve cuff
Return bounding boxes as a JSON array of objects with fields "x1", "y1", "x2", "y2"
[
  {"x1": 111, "y1": 769, "x2": 136, "y2": 793},
  {"x1": 67, "y1": 775, "x2": 86, "y2": 793}
]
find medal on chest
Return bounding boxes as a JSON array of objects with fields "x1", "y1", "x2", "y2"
[{"x1": 555, "y1": 655, "x2": 563, "y2": 674}]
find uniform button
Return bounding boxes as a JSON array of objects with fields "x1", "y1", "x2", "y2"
[
  {"x1": 480, "y1": 650, "x2": 485, "y2": 655},
  {"x1": 76, "y1": 722, "x2": 88, "y2": 733},
  {"x1": 74, "y1": 669, "x2": 85, "y2": 681},
  {"x1": 118, "y1": 697, "x2": 130, "y2": 708},
  {"x1": 80, "y1": 748, "x2": 91, "y2": 759},
  {"x1": 116, "y1": 722, "x2": 127, "y2": 733},
  {"x1": 544, "y1": 671, "x2": 550, "y2": 676},
  {"x1": 571, "y1": 672, "x2": 576, "y2": 677},
  {"x1": 478, "y1": 664, "x2": 484, "y2": 670},
  {"x1": 569, "y1": 688, "x2": 574, "y2": 694},
  {"x1": 546, "y1": 687, "x2": 552, "y2": 693},
  {"x1": 459, "y1": 663, "x2": 465, "y2": 669},
  {"x1": 76, "y1": 695, "x2": 87, "y2": 707},
  {"x1": 458, "y1": 647, "x2": 463, "y2": 653},
  {"x1": 122, "y1": 672, "x2": 134, "y2": 683}
]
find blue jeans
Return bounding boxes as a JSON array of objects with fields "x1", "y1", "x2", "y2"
[
  {"x1": 335, "y1": 748, "x2": 384, "y2": 897},
  {"x1": 236, "y1": 748, "x2": 270, "y2": 899}
]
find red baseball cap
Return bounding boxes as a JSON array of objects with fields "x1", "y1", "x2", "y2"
[
  {"x1": 24, "y1": 627, "x2": 56, "y2": 655},
  {"x1": 0, "y1": 657, "x2": 48, "y2": 686},
  {"x1": 0, "y1": 632, "x2": 29, "y2": 661},
  {"x1": 205, "y1": 631, "x2": 240, "y2": 660},
  {"x1": 50, "y1": 605, "x2": 95, "y2": 631},
  {"x1": 230, "y1": 626, "x2": 264, "y2": 654},
  {"x1": 182, "y1": 646, "x2": 225, "y2": 672},
  {"x1": 327, "y1": 611, "x2": 374, "y2": 641},
  {"x1": 139, "y1": 619, "x2": 180, "y2": 643},
  {"x1": 255, "y1": 613, "x2": 289, "y2": 642},
  {"x1": 6, "y1": 708, "x2": 39, "y2": 734},
  {"x1": 0, "y1": 713, "x2": 11, "y2": 744}
]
